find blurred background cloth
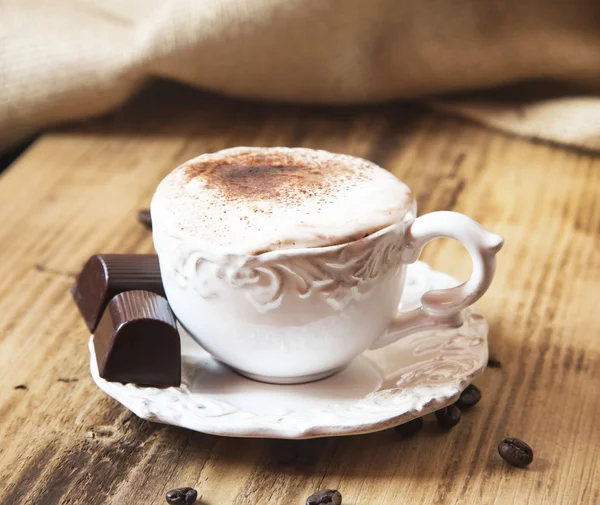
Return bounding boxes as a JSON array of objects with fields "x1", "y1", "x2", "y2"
[{"x1": 1, "y1": 0, "x2": 600, "y2": 153}]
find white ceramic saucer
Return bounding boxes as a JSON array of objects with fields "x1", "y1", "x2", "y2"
[{"x1": 89, "y1": 261, "x2": 489, "y2": 439}]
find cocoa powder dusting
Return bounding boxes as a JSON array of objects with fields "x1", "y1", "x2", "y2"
[{"x1": 183, "y1": 151, "x2": 347, "y2": 204}]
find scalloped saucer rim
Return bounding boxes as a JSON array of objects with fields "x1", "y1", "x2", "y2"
[{"x1": 89, "y1": 261, "x2": 489, "y2": 439}]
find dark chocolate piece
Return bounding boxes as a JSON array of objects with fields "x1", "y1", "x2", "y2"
[
  {"x1": 71, "y1": 254, "x2": 165, "y2": 332},
  {"x1": 137, "y1": 209, "x2": 152, "y2": 229},
  {"x1": 94, "y1": 290, "x2": 180, "y2": 387}
]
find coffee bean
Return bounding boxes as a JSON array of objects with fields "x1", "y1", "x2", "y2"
[
  {"x1": 455, "y1": 384, "x2": 482, "y2": 410},
  {"x1": 306, "y1": 489, "x2": 342, "y2": 505},
  {"x1": 435, "y1": 405, "x2": 461, "y2": 429},
  {"x1": 165, "y1": 487, "x2": 198, "y2": 505},
  {"x1": 394, "y1": 417, "x2": 424, "y2": 437},
  {"x1": 487, "y1": 357, "x2": 502, "y2": 369},
  {"x1": 498, "y1": 438, "x2": 533, "y2": 467},
  {"x1": 137, "y1": 209, "x2": 152, "y2": 229}
]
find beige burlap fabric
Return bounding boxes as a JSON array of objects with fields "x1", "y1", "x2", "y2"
[{"x1": 1, "y1": 0, "x2": 599, "y2": 152}]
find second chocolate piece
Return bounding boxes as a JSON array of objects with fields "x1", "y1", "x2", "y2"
[
  {"x1": 94, "y1": 290, "x2": 181, "y2": 387},
  {"x1": 71, "y1": 254, "x2": 165, "y2": 332}
]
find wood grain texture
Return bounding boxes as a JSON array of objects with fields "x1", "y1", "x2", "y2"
[{"x1": 0, "y1": 82, "x2": 599, "y2": 505}]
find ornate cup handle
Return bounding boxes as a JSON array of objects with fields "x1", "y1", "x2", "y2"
[{"x1": 370, "y1": 211, "x2": 503, "y2": 350}]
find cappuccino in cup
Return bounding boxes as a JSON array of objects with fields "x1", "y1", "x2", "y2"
[
  {"x1": 152, "y1": 147, "x2": 502, "y2": 384},
  {"x1": 152, "y1": 147, "x2": 415, "y2": 254}
]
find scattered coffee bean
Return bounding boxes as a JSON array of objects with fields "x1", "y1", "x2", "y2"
[
  {"x1": 394, "y1": 417, "x2": 424, "y2": 437},
  {"x1": 165, "y1": 487, "x2": 198, "y2": 505},
  {"x1": 138, "y1": 209, "x2": 152, "y2": 229},
  {"x1": 306, "y1": 489, "x2": 342, "y2": 505},
  {"x1": 498, "y1": 438, "x2": 533, "y2": 468},
  {"x1": 435, "y1": 405, "x2": 461, "y2": 429},
  {"x1": 14, "y1": 384, "x2": 28, "y2": 390},
  {"x1": 455, "y1": 384, "x2": 482, "y2": 410},
  {"x1": 487, "y1": 357, "x2": 502, "y2": 369}
]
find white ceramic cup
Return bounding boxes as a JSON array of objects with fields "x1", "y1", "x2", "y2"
[{"x1": 153, "y1": 198, "x2": 503, "y2": 384}]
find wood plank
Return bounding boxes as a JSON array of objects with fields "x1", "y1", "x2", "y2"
[{"x1": 0, "y1": 83, "x2": 598, "y2": 505}]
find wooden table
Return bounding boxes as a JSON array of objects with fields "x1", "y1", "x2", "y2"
[{"x1": 1, "y1": 82, "x2": 598, "y2": 505}]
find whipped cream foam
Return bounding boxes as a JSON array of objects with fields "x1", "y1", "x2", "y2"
[{"x1": 151, "y1": 147, "x2": 415, "y2": 255}]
